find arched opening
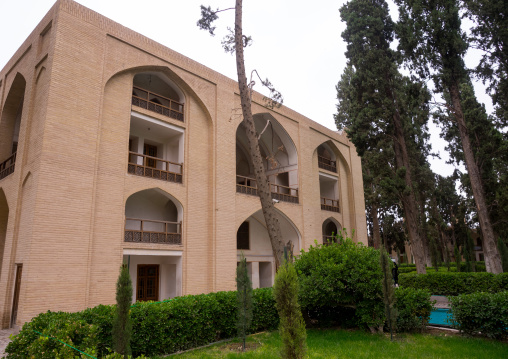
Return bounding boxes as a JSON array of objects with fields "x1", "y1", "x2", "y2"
[
  {"x1": 317, "y1": 142, "x2": 337, "y2": 172},
  {"x1": 124, "y1": 188, "x2": 182, "y2": 245},
  {"x1": 124, "y1": 188, "x2": 183, "y2": 302},
  {"x1": 316, "y1": 141, "x2": 340, "y2": 212},
  {"x1": 128, "y1": 73, "x2": 185, "y2": 184},
  {"x1": 322, "y1": 218, "x2": 341, "y2": 245},
  {"x1": 0, "y1": 73, "x2": 26, "y2": 180},
  {"x1": 132, "y1": 72, "x2": 184, "y2": 121},
  {"x1": 237, "y1": 209, "x2": 300, "y2": 288},
  {"x1": 0, "y1": 188, "x2": 9, "y2": 278},
  {"x1": 236, "y1": 113, "x2": 299, "y2": 203}
]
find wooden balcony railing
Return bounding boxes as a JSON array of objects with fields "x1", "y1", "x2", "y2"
[
  {"x1": 124, "y1": 217, "x2": 182, "y2": 245},
  {"x1": 318, "y1": 155, "x2": 337, "y2": 172},
  {"x1": 128, "y1": 152, "x2": 183, "y2": 183},
  {"x1": 132, "y1": 86, "x2": 184, "y2": 122},
  {"x1": 0, "y1": 152, "x2": 16, "y2": 180},
  {"x1": 236, "y1": 175, "x2": 299, "y2": 204},
  {"x1": 321, "y1": 197, "x2": 340, "y2": 212},
  {"x1": 322, "y1": 235, "x2": 337, "y2": 245}
]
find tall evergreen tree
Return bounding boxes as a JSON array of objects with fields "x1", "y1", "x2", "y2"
[
  {"x1": 336, "y1": 0, "x2": 429, "y2": 273},
  {"x1": 395, "y1": 0, "x2": 504, "y2": 273},
  {"x1": 112, "y1": 265, "x2": 132, "y2": 358},
  {"x1": 380, "y1": 249, "x2": 396, "y2": 340},
  {"x1": 236, "y1": 255, "x2": 253, "y2": 351},
  {"x1": 462, "y1": 0, "x2": 508, "y2": 127}
]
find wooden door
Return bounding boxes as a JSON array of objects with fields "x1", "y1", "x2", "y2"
[
  {"x1": 137, "y1": 264, "x2": 159, "y2": 302},
  {"x1": 143, "y1": 144, "x2": 158, "y2": 168},
  {"x1": 10, "y1": 264, "x2": 22, "y2": 327}
]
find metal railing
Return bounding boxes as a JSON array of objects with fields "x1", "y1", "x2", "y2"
[
  {"x1": 318, "y1": 155, "x2": 337, "y2": 172},
  {"x1": 0, "y1": 152, "x2": 16, "y2": 180},
  {"x1": 132, "y1": 86, "x2": 184, "y2": 122},
  {"x1": 236, "y1": 175, "x2": 299, "y2": 204},
  {"x1": 128, "y1": 152, "x2": 183, "y2": 183},
  {"x1": 124, "y1": 217, "x2": 182, "y2": 245},
  {"x1": 321, "y1": 197, "x2": 340, "y2": 212}
]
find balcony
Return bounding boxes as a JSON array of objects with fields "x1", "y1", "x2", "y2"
[
  {"x1": 128, "y1": 152, "x2": 183, "y2": 183},
  {"x1": 321, "y1": 197, "x2": 340, "y2": 212},
  {"x1": 236, "y1": 175, "x2": 299, "y2": 204},
  {"x1": 0, "y1": 153, "x2": 16, "y2": 180},
  {"x1": 322, "y1": 235, "x2": 337, "y2": 245},
  {"x1": 318, "y1": 155, "x2": 337, "y2": 172},
  {"x1": 132, "y1": 86, "x2": 184, "y2": 122},
  {"x1": 124, "y1": 217, "x2": 182, "y2": 245}
]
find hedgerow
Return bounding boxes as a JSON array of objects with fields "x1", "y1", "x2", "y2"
[
  {"x1": 449, "y1": 291, "x2": 508, "y2": 339},
  {"x1": 399, "y1": 272, "x2": 508, "y2": 295},
  {"x1": 6, "y1": 288, "x2": 278, "y2": 358}
]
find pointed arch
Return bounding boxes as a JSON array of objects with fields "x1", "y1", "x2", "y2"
[
  {"x1": 0, "y1": 72, "x2": 26, "y2": 168},
  {"x1": 322, "y1": 217, "x2": 342, "y2": 245},
  {"x1": 124, "y1": 188, "x2": 183, "y2": 245}
]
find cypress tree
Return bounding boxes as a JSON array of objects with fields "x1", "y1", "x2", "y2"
[
  {"x1": 380, "y1": 249, "x2": 397, "y2": 340},
  {"x1": 112, "y1": 265, "x2": 132, "y2": 358},
  {"x1": 273, "y1": 261, "x2": 307, "y2": 359},
  {"x1": 236, "y1": 255, "x2": 253, "y2": 351}
]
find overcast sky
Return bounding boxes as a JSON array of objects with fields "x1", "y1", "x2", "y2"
[{"x1": 0, "y1": 0, "x2": 492, "y2": 177}]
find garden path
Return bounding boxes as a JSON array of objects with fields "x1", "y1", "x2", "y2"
[{"x1": 0, "y1": 328, "x2": 18, "y2": 358}]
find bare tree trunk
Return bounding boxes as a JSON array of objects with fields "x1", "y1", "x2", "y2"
[
  {"x1": 448, "y1": 83, "x2": 503, "y2": 274},
  {"x1": 371, "y1": 203, "x2": 381, "y2": 250},
  {"x1": 234, "y1": 0, "x2": 285, "y2": 267}
]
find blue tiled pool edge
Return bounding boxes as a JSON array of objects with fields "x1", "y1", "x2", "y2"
[{"x1": 429, "y1": 308, "x2": 453, "y2": 326}]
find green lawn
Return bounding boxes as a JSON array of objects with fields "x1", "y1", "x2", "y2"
[{"x1": 163, "y1": 329, "x2": 508, "y2": 358}]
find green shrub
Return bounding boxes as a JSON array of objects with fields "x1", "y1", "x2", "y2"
[
  {"x1": 295, "y1": 237, "x2": 385, "y2": 330},
  {"x1": 6, "y1": 288, "x2": 278, "y2": 358},
  {"x1": 112, "y1": 265, "x2": 133, "y2": 357},
  {"x1": 449, "y1": 291, "x2": 508, "y2": 339},
  {"x1": 399, "y1": 272, "x2": 508, "y2": 295},
  {"x1": 394, "y1": 287, "x2": 433, "y2": 332},
  {"x1": 5, "y1": 311, "x2": 98, "y2": 358}
]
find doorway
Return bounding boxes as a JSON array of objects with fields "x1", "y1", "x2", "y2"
[{"x1": 136, "y1": 264, "x2": 159, "y2": 302}]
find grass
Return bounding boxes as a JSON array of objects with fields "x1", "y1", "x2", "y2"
[{"x1": 162, "y1": 329, "x2": 508, "y2": 358}]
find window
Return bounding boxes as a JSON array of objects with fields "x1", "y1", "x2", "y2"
[{"x1": 237, "y1": 221, "x2": 250, "y2": 250}]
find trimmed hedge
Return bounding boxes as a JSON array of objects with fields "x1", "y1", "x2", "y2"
[
  {"x1": 449, "y1": 291, "x2": 508, "y2": 339},
  {"x1": 399, "y1": 272, "x2": 508, "y2": 295},
  {"x1": 394, "y1": 287, "x2": 433, "y2": 332},
  {"x1": 6, "y1": 288, "x2": 278, "y2": 358}
]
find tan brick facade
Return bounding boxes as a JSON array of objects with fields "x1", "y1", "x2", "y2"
[{"x1": 0, "y1": 0, "x2": 367, "y2": 328}]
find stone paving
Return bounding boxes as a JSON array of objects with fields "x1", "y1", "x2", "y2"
[
  {"x1": 0, "y1": 328, "x2": 18, "y2": 358},
  {"x1": 431, "y1": 295, "x2": 451, "y2": 309}
]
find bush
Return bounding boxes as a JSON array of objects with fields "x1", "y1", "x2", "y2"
[
  {"x1": 449, "y1": 291, "x2": 508, "y2": 339},
  {"x1": 295, "y1": 237, "x2": 384, "y2": 330},
  {"x1": 5, "y1": 311, "x2": 99, "y2": 359},
  {"x1": 399, "y1": 272, "x2": 508, "y2": 295},
  {"x1": 6, "y1": 288, "x2": 278, "y2": 358},
  {"x1": 394, "y1": 287, "x2": 433, "y2": 332}
]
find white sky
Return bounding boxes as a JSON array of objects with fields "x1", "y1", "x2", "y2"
[{"x1": 0, "y1": 0, "x2": 493, "y2": 178}]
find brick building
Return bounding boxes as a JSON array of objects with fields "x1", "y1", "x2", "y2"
[{"x1": 0, "y1": 0, "x2": 367, "y2": 328}]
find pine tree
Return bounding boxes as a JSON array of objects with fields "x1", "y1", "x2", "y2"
[
  {"x1": 454, "y1": 245, "x2": 461, "y2": 272},
  {"x1": 380, "y1": 249, "x2": 397, "y2": 340},
  {"x1": 112, "y1": 265, "x2": 132, "y2": 358},
  {"x1": 197, "y1": 1, "x2": 286, "y2": 267},
  {"x1": 236, "y1": 255, "x2": 253, "y2": 351},
  {"x1": 273, "y1": 261, "x2": 307, "y2": 359}
]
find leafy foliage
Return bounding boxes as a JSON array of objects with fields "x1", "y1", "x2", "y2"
[
  {"x1": 449, "y1": 291, "x2": 508, "y2": 339},
  {"x1": 295, "y1": 236, "x2": 385, "y2": 330},
  {"x1": 6, "y1": 289, "x2": 278, "y2": 358},
  {"x1": 273, "y1": 261, "x2": 307, "y2": 359},
  {"x1": 394, "y1": 287, "x2": 432, "y2": 332},
  {"x1": 399, "y1": 272, "x2": 508, "y2": 295}
]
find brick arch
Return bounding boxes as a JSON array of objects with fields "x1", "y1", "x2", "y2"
[
  {"x1": 104, "y1": 65, "x2": 213, "y2": 125},
  {"x1": 0, "y1": 72, "x2": 26, "y2": 164}
]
